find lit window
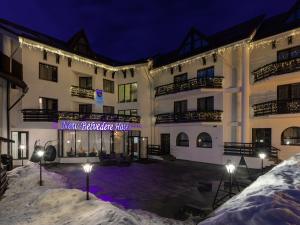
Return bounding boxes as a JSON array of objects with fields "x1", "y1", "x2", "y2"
[
  {"x1": 281, "y1": 127, "x2": 300, "y2": 146},
  {"x1": 197, "y1": 132, "x2": 212, "y2": 148}
]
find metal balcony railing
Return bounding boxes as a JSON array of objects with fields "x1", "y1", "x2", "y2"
[
  {"x1": 70, "y1": 85, "x2": 95, "y2": 99},
  {"x1": 22, "y1": 109, "x2": 141, "y2": 123},
  {"x1": 155, "y1": 76, "x2": 223, "y2": 97},
  {"x1": 224, "y1": 142, "x2": 279, "y2": 160},
  {"x1": 252, "y1": 99, "x2": 300, "y2": 116},
  {"x1": 155, "y1": 110, "x2": 222, "y2": 124},
  {"x1": 253, "y1": 57, "x2": 300, "y2": 82}
]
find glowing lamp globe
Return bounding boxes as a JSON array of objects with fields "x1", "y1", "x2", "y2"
[
  {"x1": 37, "y1": 150, "x2": 44, "y2": 158},
  {"x1": 259, "y1": 152, "x2": 266, "y2": 160},
  {"x1": 82, "y1": 163, "x2": 93, "y2": 173},
  {"x1": 225, "y1": 162, "x2": 235, "y2": 174}
]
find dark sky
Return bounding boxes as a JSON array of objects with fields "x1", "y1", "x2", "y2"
[{"x1": 0, "y1": 0, "x2": 296, "y2": 62}]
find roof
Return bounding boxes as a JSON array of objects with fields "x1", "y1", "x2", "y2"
[
  {"x1": 0, "y1": 19, "x2": 147, "y2": 67},
  {"x1": 152, "y1": 15, "x2": 265, "y2": 68},
  {"x1": 254, "y1": 1, "x2": 300, "y2": 40}
]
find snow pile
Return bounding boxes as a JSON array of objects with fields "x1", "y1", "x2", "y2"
[
  {"x1": 0, "y1": 163, "x2": 190, "y2": 225},
  {"x1": 199, "y1": 154, "x2": 300, "y2": 225}
]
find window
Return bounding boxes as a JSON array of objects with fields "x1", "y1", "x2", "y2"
[
  {"x1": 118, "y1": 83, "x2": 138, "y2": 103},
  {"x1": 252, "y1": 128, "x2": 272, "y2": 146},
  {"x1": 103, "y1": 79, "x2": 114, "y2": 93},
  {"x1": 79, "y1": 104, "x2": 92, "y2": 114},
  {"x1": 277, "y1": 46, "x2": 300, "y2": 62},
  {"x1": 79, "y1": 77, "x2": 92, "y2": 89},
  {"x1": 118, "y1": 109, "x2": 138, "y2": 116},
  {"x1": 103, "y1": 105, "x2": 115, "y2": 114},
  {"x1": 281, "y1": 127, "x2": 300, "y2": 146},
  {"x1": 39, "y1": 63, "x2": 58, "y2": 82},
  {"x1": 39, "y1": 97, "x2": 58, "y2": 111},
  {"x1": 11, "y1": 131, "x2": 29, "y2": 160},
  {"x1": 197, "y1": 67, "x2": 214, "y2": 78},
  {"x1": 176, "y1": 132, "x2": 189, "y2": 147},
  {"x1": 174, "y1": 73, "x2": 187, "y2": 84},
  {"x1": 197, "y1": 132, "x2": 212, "y2": 148},
  {"x1": 174, "y1": 100, "x2": 187, "y2": 114},
  {"x1": 197, "y1": 96, "x2": 214, "y2": 111},
  {"x1": 277, "y1": 83, "x2": 300, "y2": 100}
]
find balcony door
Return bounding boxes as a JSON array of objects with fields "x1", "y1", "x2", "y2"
[
  {"x1": 277, "y1": 83, "x2": 300, "y2": 113},
  {"x1": 174, "y1": 100, "x2": 187, "y2": 114},
  {"x1": 79, "y1": 77, "x2": 92, "y2": 89},
  {"x1": 252, "y1": 128, "x2": 271, "y2": 146},
  {"x1": 174, "y1": 73, "x2": 187, "y2": 84}
]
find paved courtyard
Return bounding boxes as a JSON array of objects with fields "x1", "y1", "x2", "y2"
[{"x1": 47, "y1": 160, "x2": 233, "y2": 219}]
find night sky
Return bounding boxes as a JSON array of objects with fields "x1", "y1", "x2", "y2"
[{"x1": 0, "y1": 0, "x2": 296, "y2": 62}]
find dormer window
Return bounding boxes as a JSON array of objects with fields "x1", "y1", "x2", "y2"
[{"x1": 178, "y1": 28, "x2": 209, "y2": 56}]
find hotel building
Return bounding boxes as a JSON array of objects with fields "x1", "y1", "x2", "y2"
[{"x1": 1, "y1": 2, "x2": 300, "y2": 168}]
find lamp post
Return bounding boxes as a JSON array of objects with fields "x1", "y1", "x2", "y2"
[
  {"x1": 258, "y1": 152, "x2": 266, "y2": 175},
  {"x1": 19, "y1": 145, "x2": 26, "y2": 166},
  {"x1": 82, "y1": 163, "x2": 93, "y2": 200},
  {"x1": 37, "y1": 150, "x2": 44, "y2": 186},
  {"x1": 225, "y1": 161, "x2": 236, "y2": 197}
]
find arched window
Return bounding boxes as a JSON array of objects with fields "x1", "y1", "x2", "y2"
[
  {"x1": 281, "y1": 127, "x2": 300, "y2": 146},
  {"x1": 176, "y1": 132, "x2": 189, "y2": 147},
  {"x1": 197, "y1": 132, "x2": 212, "y2": 148}
]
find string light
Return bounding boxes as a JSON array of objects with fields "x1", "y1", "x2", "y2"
[
  {"x1": 19, "y1": 37, "x2": 139, "y2": 72},
  {"x1": 151, "y1": 28, "x2": 300, "y2": 74}
]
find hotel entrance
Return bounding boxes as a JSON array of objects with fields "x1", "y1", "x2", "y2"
[{"x1": 58, "y1": 129, "x2": 147, "y2": 160}]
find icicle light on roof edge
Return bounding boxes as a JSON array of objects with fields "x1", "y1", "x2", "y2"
[
  {"x1": 18, "y1": 37, "x2": 137, "y2": 72},
  {"x1": 150, "y1": 28, "x2": 300, "y2": 74}
]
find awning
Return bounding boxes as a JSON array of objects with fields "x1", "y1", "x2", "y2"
[{"x1": 0, "y1": 137, "x2": 14, "y2": 143}]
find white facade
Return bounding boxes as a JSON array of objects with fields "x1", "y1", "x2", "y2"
[{"x1": 1, "y1": 5, "x2": 300, "y2": 168}]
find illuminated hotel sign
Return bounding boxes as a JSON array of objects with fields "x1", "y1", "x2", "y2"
[{"x1": 53, "y1": 120, "x2": 141, "y2": 131}]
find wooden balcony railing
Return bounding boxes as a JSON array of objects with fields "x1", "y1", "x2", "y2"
[
  {"x1": 0, "y1": 168, "x2": 8, "y2": 197},
  {"x1": 253, "y1": 57, "x2": 300, "y2": 82},
  {"x1": 70, "y1": 85, "x2": 95, "y2": 99},
  {"x1": 155, "y1": 110, "x2": 222, "y2": 124},
  {"x1": 224, "y1": 142, "x2": 279, "y2": 160},
  {"x1": 253, "y1": 99, "x2": 300, "y2": 117},
  {"x1": 22, "y1": 109, "x2": 141, "y2": 123},
  {"x1": 155, "y1": 76, "x2": 223, "y2": 97}
]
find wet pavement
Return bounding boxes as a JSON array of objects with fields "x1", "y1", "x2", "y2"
[{"x1": 46, "y1": 160, "x2": 249, "y2": 219}]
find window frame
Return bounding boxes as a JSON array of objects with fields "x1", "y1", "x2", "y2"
[
  {"x1": 118, "y1": 82, "x2": 138, "y2": 103},
  {"x1": 79, "y1": 76, "x2": 93, "y2": 90},
  {"x1": 39, "y1": 97, "x2": 58, "y2": 111},
  {"x1": 281, "y1": 127, "x2": 300, "y2": 146},
  {"x1": 174, "y1": 100, "x2": 188, "y2": 114},
  {"x1": 196, "y1": 132, "x2": 212, "y2": 148},
  {"x1": 103, "y1": 79, "x2": 114, "y2": 93},
  {"x1": 79, "y1": 104, "x2": 93, "y2": 114},
  {"x1": 197, "y1": 66, "x2": 215, "y2": 79},
  {"x1": 197, "y1": 96, "x2": 214, "y2": 112},
  {"x1": 103, "y1": 105, "x2": 115, "y2": 114},
  {"x1": 39, "y1": 63, "x2": 58, "y2": 82},
  {"x1": 176, "y1": 132, "x2": 189, "y2": 147}
]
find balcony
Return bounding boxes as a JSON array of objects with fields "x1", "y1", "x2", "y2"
[
  {"x1": 224, "y1": 142, "x2": 279, "y2": 160},
  {"x1": 70, "y1": 86, "x2": 95, "y2": 99},
  {"x1": 155, "y1": 110, "x2": 222, "y2": 124},
  {"x1": 253, "y1": 57, "x2": 300, "y2": 82},
  {"x1": 155, "y1": 76, "x2": 223, "y2": 97},
  {"x1": 22, "y1": 109, "x2": 141, "y2": 123},
  {"x1": 253, "y1": 99, "x2": 300, "y2": 117}
]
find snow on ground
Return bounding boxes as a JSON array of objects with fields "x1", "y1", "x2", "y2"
[
  {"x1": 0, "y1": 163, "x2": 192, "y2": 225},
  {"x1": 199, "y1": 154, "x2": 300, "y2": 225}
]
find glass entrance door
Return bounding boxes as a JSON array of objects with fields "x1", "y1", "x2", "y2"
[{"x1": 11, "y1": 131, "x2": 29, "y2": 160}]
